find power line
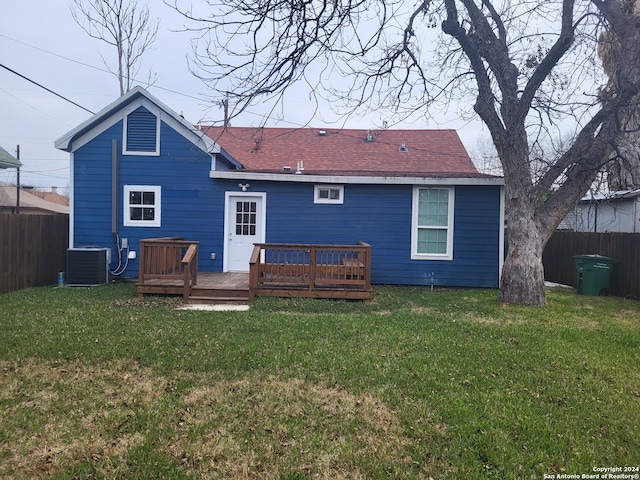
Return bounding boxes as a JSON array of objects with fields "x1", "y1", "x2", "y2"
[
  {"x1": 0, "y1": 36, "x2": 475, "y2": 161},
  {"x1": 0, "y1": 33, "x2": 326, "y2": 125},
  {"x1": 0, "y1": 34, "x2": 208, "y2": 103},
  {"x1": 0, "y1": 34, "x2": 350, "y2": 130},
  {"x1": 0, "y1": 63, "x2": 95, "y2": 114},
  {"x1": 0, "y1": 86, "x2": 79, "y2": 126}
]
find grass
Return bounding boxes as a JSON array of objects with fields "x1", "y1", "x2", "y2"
[{"x1": 0, "y1": 283, "x2": 638, "y2": 479}]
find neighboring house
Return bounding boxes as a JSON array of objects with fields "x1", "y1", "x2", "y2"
[
  {"x1": 560, "y1": 189, "x2": 640, "y2": 233},
  {"x1": 0, "y1": 145, "x2": 21, "y2": 169},
  {"x1": 0, "y1": 181, "x2": 69, "y2": 215},
  {"x1": 30, "y1": 187, "x2": 70, "y2": 207},
  {"x1": 56, "y1": 87, "x2": 504, "y2": 287}
]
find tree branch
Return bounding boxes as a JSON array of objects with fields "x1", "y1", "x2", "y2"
[{"x1": 518, "y1": 0, "x2": 575, "y2": 126}]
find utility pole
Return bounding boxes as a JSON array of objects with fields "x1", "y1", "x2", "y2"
[
  {"x1": 222, "y1": 92, "x2": 230, "y2": 127},
  {"x1": 16, "y1": 145, "x2": 20, "y2": 214}
]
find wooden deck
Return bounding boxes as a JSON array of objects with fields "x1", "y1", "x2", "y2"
[
  {"x1": 138, "y1": 272, "x2": 250, "y2": 305},
  {"x1": 249, "y1": 242, "x2": 372, "y2": 302},
  {"x1": 136, "y1": 238, "x2": 372, "y2": 304}
]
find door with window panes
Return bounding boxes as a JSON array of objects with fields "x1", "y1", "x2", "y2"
[{"x1": 225, "y1": 194, "x2": 264, "y2": 272}]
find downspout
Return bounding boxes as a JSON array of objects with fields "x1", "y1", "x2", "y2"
[
  {"x1": 69, "y1": 152, "x2": 75, "y2": 248},
  {"x1": 112, "y1": 139, "x2": 119, "y2": 235},
  {"x1": 109, "y1": 139, "x2": 129, "y2": 276}
]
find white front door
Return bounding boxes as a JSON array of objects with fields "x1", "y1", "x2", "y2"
[{"x1": 224, "y1": 192, "x2": 266, "y2": 272}]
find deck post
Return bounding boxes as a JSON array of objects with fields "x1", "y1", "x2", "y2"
[
  {"x1": 358, "y1": 241, "x2": 372, "y2": 288},
  {"x1": 138, "y1": 239, "x2": 146, "y2": 297},
  {"x1": 308, "y1": 245, "x2": 316, "y2": 292},
  {"x1": 248, "y1": 244, "x2": 261, "y2": 303},
  {"x1": 181, "y1": 242, "x2": 199, "y2": 302}
]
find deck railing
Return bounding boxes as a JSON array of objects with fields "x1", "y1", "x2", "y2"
[
  {"x1": 249, "y1": 242, "x2": 372, "y2": 301},
  {"x1": 139, "y1": 237, "x2": 199, "y2": 300}
]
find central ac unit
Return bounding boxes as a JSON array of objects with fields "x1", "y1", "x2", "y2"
[{"x1": 67, "y1": 248, "x2": 109, "y2": 286}]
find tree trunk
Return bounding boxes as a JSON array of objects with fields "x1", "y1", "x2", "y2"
[{"x1": 499, "y1": 201, "x2": 547, "y2": 306}]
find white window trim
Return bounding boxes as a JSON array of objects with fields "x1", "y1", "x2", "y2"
[
  {"x1": 314, "y1": 184, "x2": 344, "y2": 204},
  {"x1": 122, "y1": 112, "x2": 161, "y2": 156},
  {"x1": 123, "y1": 185, "x2": 161, "y2": 227},
  {"x1": 411, "y1": 186, "x2": 454, "y2": 260}
]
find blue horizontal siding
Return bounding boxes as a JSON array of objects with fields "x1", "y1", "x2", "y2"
[
  {"x1": 255, "y1": 182, "x2": 501, "y2": 287},
  {"x1": 73, "y1": 116, "x2": 501, "y2": 286},
  {"x1": 73, "y1": 121, "x2": 120, "y2": 255},
  {"x1": 73, "y1": 121, "x2": 226, "y2": 274}
]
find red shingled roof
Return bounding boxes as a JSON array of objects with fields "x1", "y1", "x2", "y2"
[{"x1": 202, "y1": 127, "x2": 481, "y2": 177}]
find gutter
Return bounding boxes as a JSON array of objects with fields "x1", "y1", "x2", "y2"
[{"x1": 209, "y1": 170, "x2": 505, "y2": 186}]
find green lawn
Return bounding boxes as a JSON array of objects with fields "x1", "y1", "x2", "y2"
[{"x1": 1, "y1": 283, "x2": 638, "y2": 479}]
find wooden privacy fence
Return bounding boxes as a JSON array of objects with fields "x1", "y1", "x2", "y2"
[
  {"x1": 0, "y1": 214, "x2": 69, "y2": 294},
  {"x1": 543, "y1": 231, "x2": 640, "y2": 298},
  {"x1": 249, "y1": 242, "x2": 372, "y2": 301}
]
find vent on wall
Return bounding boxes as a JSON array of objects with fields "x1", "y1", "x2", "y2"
[
  {"x1": 125, "y1": 107, "x2": 158, "y2": 153},
  {"x1": 67, "y1": 248, "x2": 109, "y2": 286}
]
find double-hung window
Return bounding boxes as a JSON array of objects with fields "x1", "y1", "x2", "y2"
[
  {"x1": 411, "y1": 187, "x2": 454, "y2": 260},
  {"x1": 124, "y1": 185, "x2": 161, "y2": 227}
]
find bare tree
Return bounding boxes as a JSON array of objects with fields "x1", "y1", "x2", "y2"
[
  {"x1": 599, "y1": 0, "x2": 640, "y2": 191},
  {"x1": 171, "y1": 0, "x2": 640, "y2": 305},
  {"x1": 469, "y1": 138, "x2": 503, "y2": 177},
  {"x1": 72, "y1": 0, "x2": 159, "y2": 96}
]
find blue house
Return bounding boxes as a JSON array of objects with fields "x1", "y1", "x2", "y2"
[{"x1": 56, "y1": 87, "x2": 504, "y2": 288}]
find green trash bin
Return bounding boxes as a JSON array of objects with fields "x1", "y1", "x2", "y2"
[{"x1": 574, "y1": 255, "x2": 615, "y2": 296}]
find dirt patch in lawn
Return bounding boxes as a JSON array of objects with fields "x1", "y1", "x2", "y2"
[
  {"x1": 1, "y1": 360, "x2": 419, "y2": 479},
  {"x1": 0, "y1": 359, "x2": 164, "y2": 479},
  {"x1": 169, "y1": 375, "x2": 412, "y2": 479}
]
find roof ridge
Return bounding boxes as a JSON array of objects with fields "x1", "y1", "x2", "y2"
[{"x1": 202, "y1": 125, "x2": 456, "y2": 132}]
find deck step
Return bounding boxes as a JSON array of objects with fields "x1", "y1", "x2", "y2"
[
  {"x1": 191, "y1": 289, "x2": 248, "y2": 298},
  {"x1": 186, "y1": 295, "x2": 250, "y2": 305}
]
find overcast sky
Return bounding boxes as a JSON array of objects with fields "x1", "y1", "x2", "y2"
[{"x1": 0, "y1": 0, "x2": 488, "y2": 190}]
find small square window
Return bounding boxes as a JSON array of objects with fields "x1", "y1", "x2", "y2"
[
  {"x1": 314, "y1": 185, "x2": 344, "y2": 204},
  {"x1": 124, "y1": 185, "x2": 161, "y2": 227}
]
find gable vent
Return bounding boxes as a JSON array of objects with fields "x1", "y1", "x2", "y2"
[{"x1": 126, "y1": 107, "x2": 158, "y2": 153}]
